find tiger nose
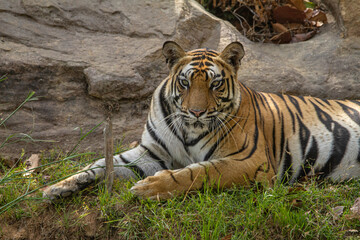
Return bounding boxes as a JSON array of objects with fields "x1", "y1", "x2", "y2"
[{"x1": 189, "y1": 109, "x2": 206, "y2": 117}]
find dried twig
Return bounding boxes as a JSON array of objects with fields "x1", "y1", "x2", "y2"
[{"x1": 104, "y1": 117, "x2": 114, "y2": 194}]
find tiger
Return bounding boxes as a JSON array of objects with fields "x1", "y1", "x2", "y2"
[{"x1": 43, "y1": 41, "x2": 360, "y2": 200}]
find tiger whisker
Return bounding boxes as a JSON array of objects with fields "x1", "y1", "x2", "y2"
[{"x1": 216, "y1": 116, "x2": 239, "y2": 150}]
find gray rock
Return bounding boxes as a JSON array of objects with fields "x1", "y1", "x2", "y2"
[{"x1": 0, "y1": 0, "x2": 359, "y2": 159}]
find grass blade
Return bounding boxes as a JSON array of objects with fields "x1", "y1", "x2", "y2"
[{"x1": 0, "y1": 91, "x2": 37, "y2": 127}]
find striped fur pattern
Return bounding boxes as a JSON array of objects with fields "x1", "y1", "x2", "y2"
[{"x1": 43, "y1": 41, "x2": 360, "y2": 200}]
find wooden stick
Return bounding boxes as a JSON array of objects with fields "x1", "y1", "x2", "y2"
[{"x1": 104, "y1": 116, "x2": 114, "y2": 194}]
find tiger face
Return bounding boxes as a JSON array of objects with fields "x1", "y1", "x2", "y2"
[{"x1": 162, "y1": 41, "x2": 245, "y2": 133}]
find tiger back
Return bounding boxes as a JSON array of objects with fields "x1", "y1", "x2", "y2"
[{"x1": 43, "y1": 41, "x2": 360, "y2": 201}]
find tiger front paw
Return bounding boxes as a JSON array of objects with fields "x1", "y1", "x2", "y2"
[
  {"x1": 130, "y1": 170, "x2": 185, "y2": 200},
  {"x1": 42, "y1": 178, "x2": 79, "y2": 201},
  {"x1": 42, "y1": 185, "x2": 70, "y2": 201}
]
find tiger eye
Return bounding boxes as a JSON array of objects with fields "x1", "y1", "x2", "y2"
[
  {"x1": 211, "y1": 80, "x2": 223, "y2": 89},
  {"x1": 179, "y1": 79, "x2": 190, "y2": 88}
]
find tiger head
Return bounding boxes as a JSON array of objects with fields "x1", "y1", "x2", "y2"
[{"x1": 162, "y1": 41, "x2": 245, "y2": 133}]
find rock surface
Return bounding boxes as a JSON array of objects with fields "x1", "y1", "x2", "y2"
[{"x1": 0, "y1": 0, "x2": 359, "y2": 159}]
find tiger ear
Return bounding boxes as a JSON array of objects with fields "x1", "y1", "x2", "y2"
[
  {"x1": 219, "y1": 42, "x2": 245, "y2": 72},
  {"x1": 162, "y1": 41, "x2": 186, "y2": 69}
]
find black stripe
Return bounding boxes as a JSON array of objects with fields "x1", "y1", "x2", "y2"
[
  {"x1": 159, "y1": 82, "x2": 186, "y2": 146},
  {"x1": 89, "y1": 169, "x2": 96, "y2": 176},
  {"x1": 268, "y1": 95, "x2": 281, "y2": 120},
  {"x1": 219, "y1": 97, "x2": 231, "y2": 102},
  {"x1": 140, "y1": 144, "x2": 168, "y2": 170},
  {"x1": 350, "y1": 100, "x2": 360, "y2": 107},
  {"x1": 281, "y1": 143, "x2": 293, "y2": 183},
  {"x1": 337, "y1": 101, "x2": 360, "y2": 125},
  {"x1": 170, "y1": 173, "x2": 179, "y2": 184},
  {"x1": 187, "y1": 167, "x2": 194, "y2": 181},
  {"x1": 253, "y1": 92, "x2": 263, "y2": 120},
  {"x1": 271, "y1": 117, "x2": 277, "y2": 160},
  {"x1": 230, "y1": 76, "x2": 235, "y2": 99},
  {"x1": 201, "y1": 117, "x2": 233, "y2": 150},
  {"x1": 297, "y1": 96, "x2": 307, "y2": 104},
  {"x1": 225, "y1": 135, "x2": 249, "y2": 157},
  {"x1": 288, "y1": 95, "x2": 303, "y2": 118},
  {"x1": 203, "y1": 118, "x2": 241, "y2": 161},
  {"x1": 206, "y1": 56, "x2": 214, "y2": 61},
  {"x1": 257, "y1": 93, "x2": 267, "y2": 110},
  {"x1": 209, "y1": 161, "x2": 221, "y2": 175},
  {"x1": 296, "y1": 136, "x2": 318, "y2": 181},
  {"x1": 185, "y1": 131, "x2": 210, "y2": 146},
  {"x1": 260, "y1": 93, "x2": 277, "y2": 160},
  {"x1": 314, "y1": 98, "x2": 326, "y2": 107},
  {"x1": 236, "y1": 125, "x2": 258, "y2": 161},
  {"x1": 207, "y1": 50, "x2": 219, "y2": 55},
  {"x1": 120, "y1": 155, "x2": 146, "y2": 179},
  {"x1": 297, "y1": 115, "x2": 310, "y2": 157},
  {"x1": 311, "y1": 101, "x2": 333, "y2": 131},
  {"x1": 277, "y1": 94, "x2": 296, "y2": 133},
  {"x1": 319, "y1": 122, "x2": 350, "y2": 177},
  {"x1": 321, "y1": 98, "x2": 331, "y2": 106},
  {"x1": 279, "y1": 114, "x2": 286, "y2": 163},
  {"x1": 146, "y1": 121, "x2": 171, "y2": 156},
  {"x1": 225, "y1": 77, "x2": 230, "y2": 99},
  {"x1": 191, "y1": 56, "x2": 202, "y2": 61},
  {"x1": 235, "y1": 93, "x2": 259, "y2": 161}
]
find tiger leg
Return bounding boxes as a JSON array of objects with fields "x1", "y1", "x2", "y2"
[
  {"x1": 43, "y1": 145, "x2": 167, "y2": 200},
  {"x1": 130, "y1": 158, "x2": 275, "y2": 200}
]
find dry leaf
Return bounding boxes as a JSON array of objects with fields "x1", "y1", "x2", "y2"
[
  {"x1": 272, "y1": 23, "x2": 288, "y2": 33},
  {"x1": 273, "y1": 6, "x2": 306, "y2": 24},
  {"x1": 304, "y1": 8, "x2": 313, "y2": 20},
  {"x1": 43, "y1": 175, "x2": 51, "y2": 181},
  {"x1": 288, "y1": 186, "x2": 306, "y2": 193},
  {"x1": 314, "y1": 21, "x2": 324, "y2": 27},
  {"x1": 309, "y1": 10, "x2": 327, "y2": 23},
  {"x1": 221, "y1": 234, "x2": 232, "y2": 240},
  {"x1": 291, "y1": 30, "x2": 316, "y2": 43},
  {"x1": 129, "y1": 141, "x2": 139, "y2": 149},
  {"x1": 270, "y1": 31, "x2": 292, "y2": 44},
  {"x1": 332, "y1": 206, "x2": 345, "y2": 220},
  {"x1": 350, "y1": 197, "x2": 360, "y2": 215},
  {"x1": 288, "y1": 0, "x2": 306, "y2": 11},
  {"x1": 290, "y1": 199, "x2": 303, "y2": 208},
  {"x1": 284, "y1": 23, "x2": 304, "y2": 30},
  {"x1": 23, "y1": 154, "x2": 40, "y2": 176}
]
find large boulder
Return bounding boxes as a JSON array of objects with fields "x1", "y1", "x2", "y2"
[{"x1": 0, "y1": 0, "x2": 359, "y2": 159}]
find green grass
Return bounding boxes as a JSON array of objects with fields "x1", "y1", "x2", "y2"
[
  {"x1": 1, "y1": 147, "x2": 360, "y2": 239},
  {"x1": 0, "y1": 88, "x2": 359, "y2": 239}
]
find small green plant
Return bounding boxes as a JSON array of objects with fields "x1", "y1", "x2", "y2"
[{"x1": 0, "y1": 74, "x2": 7, "y2": 83}]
